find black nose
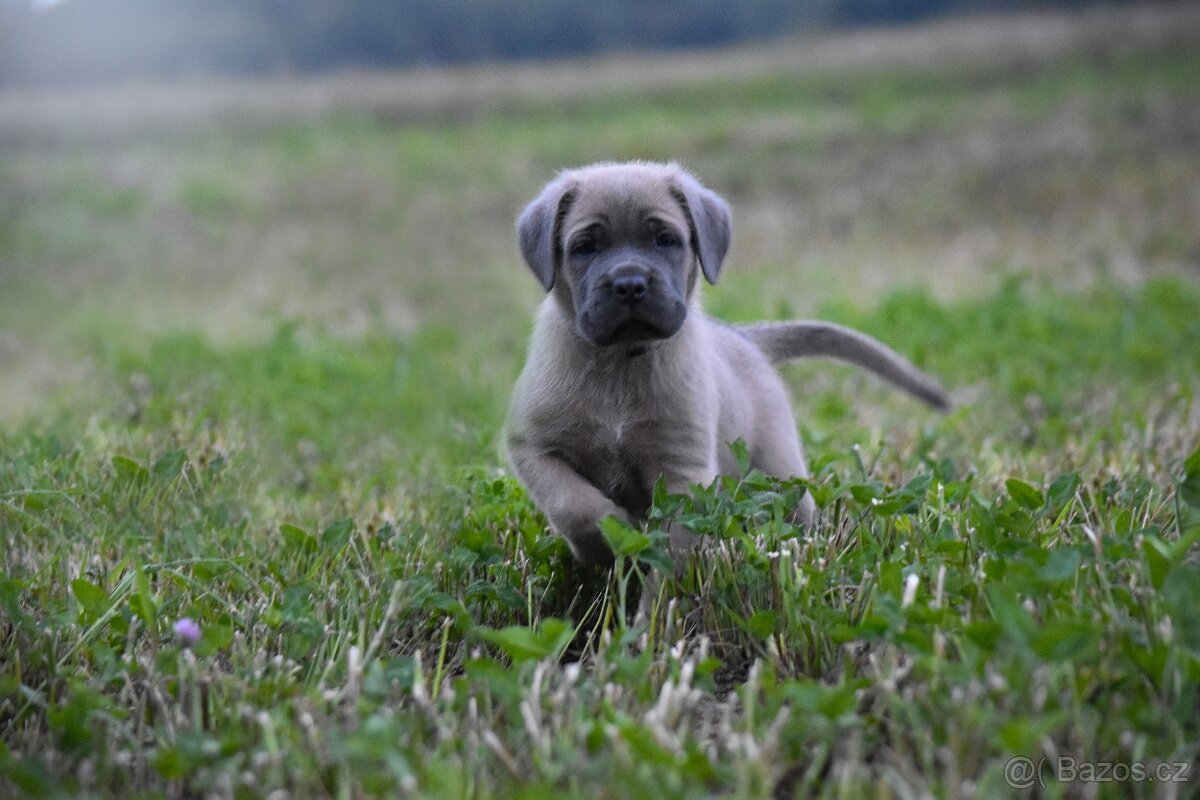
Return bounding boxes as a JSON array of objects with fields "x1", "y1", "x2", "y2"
[{"x1": 611, "y1": 273, "x2": 648, "y2": 302}]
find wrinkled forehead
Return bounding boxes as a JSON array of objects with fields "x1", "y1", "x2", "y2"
[{"x1": 563, "y1": 170, "x2": 690, "y2": 235}]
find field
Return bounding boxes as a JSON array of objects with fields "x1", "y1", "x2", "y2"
[{"x1": 2, "y1": 3, "x2": 1200, "y2": 798}]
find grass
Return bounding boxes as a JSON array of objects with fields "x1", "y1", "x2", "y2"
[
  {"x1": 2, "y1": 5, "x2": 1200, "y2": 798},
  {"x1": 2, "y1": 277, "x2": 1198, "y2": 799}
]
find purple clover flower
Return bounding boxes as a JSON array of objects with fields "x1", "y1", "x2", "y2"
[{"x1": 174, "y1": 617, "x2": 201, "y2": 646}]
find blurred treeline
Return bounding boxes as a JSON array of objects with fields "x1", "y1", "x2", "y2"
[{"x1": 1, "y1": 0, "x2": 1133, "y2": 87}]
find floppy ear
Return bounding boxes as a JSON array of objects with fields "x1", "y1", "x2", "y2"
[
  {"x1": 671, "y1": 168, "x2": 732, "y2": 285},
  {"x1": 516, "y1": 174, "x2": 577, "y2": 292}
]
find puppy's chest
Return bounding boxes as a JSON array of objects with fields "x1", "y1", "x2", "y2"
[
  {"x1": 555, "y1": 369, "x2": 676, "y2": 447},
  {"x1": 564, "y1": 410, "x2": 661, "y2": 515},
  {"x1": 563, "y1": 406, "x2": 658, "y2": 465},
  {"x1": 535, "y1": 356, "x2": 705, "y2": 505}
]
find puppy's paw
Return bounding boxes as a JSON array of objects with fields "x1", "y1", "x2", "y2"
[{"x1": 563, "y1": 526, "x2": 616, "y2": 569}]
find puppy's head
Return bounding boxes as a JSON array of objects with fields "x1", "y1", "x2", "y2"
[{"x1": 517, "y1": 162, "x2": 731, "y2": 348}]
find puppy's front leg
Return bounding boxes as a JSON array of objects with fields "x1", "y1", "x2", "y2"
[
  {"x1": 658, "y1": 462, "x2": 719, "y2": 558},
  {"x1": 508, "y1": 448, "x2": 627, "y2": 568}
]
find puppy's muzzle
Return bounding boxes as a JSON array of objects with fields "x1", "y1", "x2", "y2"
[
  {"x1": 580, "y1": 263, "x2": 687, "y2": 347},
  {"x1": 608, "y1": 267, "x2": 650, "y2": 304}
]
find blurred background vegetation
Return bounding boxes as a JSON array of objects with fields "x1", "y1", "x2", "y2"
[
  {"x1": 0, "y1": 0, "x2": 1153, "y2": 86},
  {"x1": 0, "y1": 0, "x2": 1194, "y2": 471},
  {"x1": 2, "y1": 1, "x2": 1196, "y2": 433}
]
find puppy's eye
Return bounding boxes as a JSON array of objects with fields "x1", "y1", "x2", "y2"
[
  {"x1": 570, "y1": 239, "x2": 598, "y2": 257},
  {"x1": 655, "y1": 231, "x2": 680, "y2": 249}
]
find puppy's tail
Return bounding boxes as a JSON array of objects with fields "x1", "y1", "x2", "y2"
[{"x1": 737, "y1": 321, "x2": 951, "y2": 411}]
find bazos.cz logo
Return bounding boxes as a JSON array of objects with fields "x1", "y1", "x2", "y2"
[{"x1": 1004, "y1": 756, "x2": 1192, "y2": 789}]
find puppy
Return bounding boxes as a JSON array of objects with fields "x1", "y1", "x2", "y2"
[{"x1": 506, "y1": 162, "x2": 948, "y2": 567}]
